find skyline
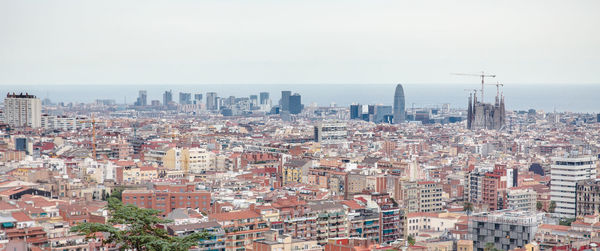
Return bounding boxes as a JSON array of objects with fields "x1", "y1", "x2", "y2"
[
  {"x1": 1, "y1": 1, "x2": 600, "y2": 85},
  {"x1": 3, "y1": 83, "x2": 599, "y2": 113}
]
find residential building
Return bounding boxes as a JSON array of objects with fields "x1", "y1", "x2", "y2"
[
  {"x1": 507, "y1": 187, "x2": 537, "y2": 212},
  {"x1": 122, "y1": 185, "x2": 211, "y2": 216},
  {"x1": 347, "y1": 208, "x2": 381, "y2": 243},
  {"x1": 551, "y1": 155, "x2": 597, "y2": 218},
  {"x1": 167, "y1": 221, "x2": 226, "y2": 251},
  {"x1": 253, "y1": 230, "x2": 321, "y2": 251},
  {"x1": 4, "y1": 93, "x2": 42, "y2": 128},
  {"x1": 469, "y1": 211, "x2": 543, "y2": 251},
  {"x1": 314, "y1": 122, "x2": 347, "y2": 144},
  {"x1": 576, "y1": 179, "x2": 600, "y2": 216},
  {"x1": 209, "y1": 208, "x2": 269, "y2": 251}
]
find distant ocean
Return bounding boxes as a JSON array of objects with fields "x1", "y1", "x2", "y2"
[{"x1": 1, "y1": 84, "x2": 598, "y2": 113}]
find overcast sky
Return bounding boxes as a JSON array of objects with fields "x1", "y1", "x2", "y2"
[{"x1": 1, "y1": 0, "x2": 599, "y2": 85}]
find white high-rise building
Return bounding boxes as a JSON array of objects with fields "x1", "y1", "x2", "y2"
[
  {"x1": 313, "y1": 122, "x2": 347, "y2": 144},
  {"x1": 3, "y1": 93, "x2": 42, "y2": 128},
  {"x1": 551, "y1": 155, "x2": 597, "y2": 218}
]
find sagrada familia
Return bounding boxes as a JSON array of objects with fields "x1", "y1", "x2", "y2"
[{"x1": 467, "y1": 89, "x2": 506, "y2": 130}]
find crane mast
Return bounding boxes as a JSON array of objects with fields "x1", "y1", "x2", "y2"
[{"x1": 452, "y1": 71, "x2": 496, "y2": 103}]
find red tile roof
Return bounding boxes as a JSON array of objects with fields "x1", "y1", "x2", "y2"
[
  {"x1": 341, "y1": 200, "x2": 364, "y2": 210},
  {"x1": 209, "y1": 210, "x2": 260, "y2": 221},
  {"x1": 538, "y1": 224, "x2": 570, "y2": 231},
  {"x1": 11, "y1": 211, "x2": 32, "y2": 222},
  {"x1": 0, "y1": 201, "x2": 17, "y2": 210}
]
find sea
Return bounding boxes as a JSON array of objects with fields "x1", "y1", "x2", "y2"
[{"x1": 0, "y1": 84, "x2": 598, "y2": 113}]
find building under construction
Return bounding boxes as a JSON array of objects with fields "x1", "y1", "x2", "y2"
[{"x1": 466, "y1": 77, "x2": 506, "y2": 130}]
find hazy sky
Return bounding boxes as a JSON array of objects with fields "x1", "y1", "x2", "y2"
[{"x1": 1, "y1": 0, "x2": 599, "y2": 85}]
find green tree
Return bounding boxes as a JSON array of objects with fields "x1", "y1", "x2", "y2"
[
  {"x1": 463, "y1": 202, "x2": 473, "y2": 212},
  {"x1": 549, "y1": 201, "x2": 556, "y2": 213},
  {"x1": 536, "y1": 201, "x2": 543, "y2": 211},
  {"x1": 559, "y1": 218, "x2": 576, "y2": 226},
  {"x1": 71, "y1": 198, "x2": 210, "y2": 250},
  {"x1": 484, "y1": 242, "x2": 499, "y2": 251},
  {"x1": 109, "y1": 186, "x2": 125, "y2": 201},
  {"x1": 407, "y1": 235, "x2": 416, "y2": 246}
]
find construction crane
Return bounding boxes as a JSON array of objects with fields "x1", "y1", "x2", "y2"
[
  {"x1": 486, "y1": 82, "x2": 504, "y2": 99},
  {"x1": 79, "y1": 115, "x2": 97, "y2": 160},
  {"x1": 453, "y1": 71, "x2": 496, "y2": 102},
  {"x1": 463, "y1": 89, "x2": 478, "y2": 94}
]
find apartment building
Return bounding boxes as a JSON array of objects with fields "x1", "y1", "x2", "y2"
[
  {"x1": 347, "y1": 208, "x2": 381, "y2": 243},
  {"x1": 576, "y1": 179, "x2": 600, "y2": 216},
  {"x1": 4, "y1": 93, "x2": 41, "y2": 128},
  {"x1": 209, "y1": 209, "x2": 269, "y2": 251},
  {"x1": 122, "y1": 185, "x2": 211, "y2": 216},
  {"x1": 551, "y1": 155, "x2": 597, "y2": 218},
  {"x1": 469, "y1": 211, "x2": 543, "y2": 251},
  {"x1": 506, "y1": 187, "x2": 537, "y2": 212}
]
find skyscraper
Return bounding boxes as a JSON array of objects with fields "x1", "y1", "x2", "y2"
[
  {"x1": 179, "y1": 92, "x2": 192, "y2": 105},
  {"x1": 280, "y1": 91, "x2": 291, "y2": 111},
  {"x1": 259, "y1": 92, "x2": 270, "y2": 105},
  {"x1": 374, "y1": 105, "x2": 393, "y2": 123},
  {"x1": 4, "y1": 93, "x2": 42, "y2": 128},
  {"x1": 289, "y1": 93, "x2": 302, "y2": 114},
  {"x1": 193, "y1": 94, "x2": 202, "y2": 105},
  {"x1": 135, "y1": 90, "x2": 147, "y2": 106},
  {"x1": 393, "y1": 84, "x2": 405, "y2": 124},
  {"x1": 206, "y1": 92, "x2": 218, "y2": 111},
  {"x1": 350, "y1": 104, "x2": 362, "y2": 120},
  {"x1": 163, "y1": 90, "x2": 173, "y2": 106},
  {"x1": 249, "y1": 95, "x2": 258, "y2": 107}
]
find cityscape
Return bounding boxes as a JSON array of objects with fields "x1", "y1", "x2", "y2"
[{"x1": 1, "y1": 1, "x2": 599, "y2": 251}]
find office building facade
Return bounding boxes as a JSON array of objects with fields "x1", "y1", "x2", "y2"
[
  {"x1": 135, "y1": 90, "x2": 147, "y2": 106},
  {"x1": 163, "y1": 90, "x2": 173, "y2": 106},
  {"x1": 260, "y1": 92, "x2": 270, "y2": 105},
  {"x1": 393, "y1": 84, "x2": 405, "y2": 124},
  {"x1": 206, "y1": 92, "x2": 218, "y2": 111},
  {"x1": 193, "y1": 93, "x2": 203, "y2": 105},
  {"x1": 280, "y1": 91, "x2": 291, "y2": 112},
  {"x1": 289, "y1": 94, "x2": 302, "y2": 114},
  {"x1": 179, "y1": 92, "x2": 192, "y2": 105}
]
